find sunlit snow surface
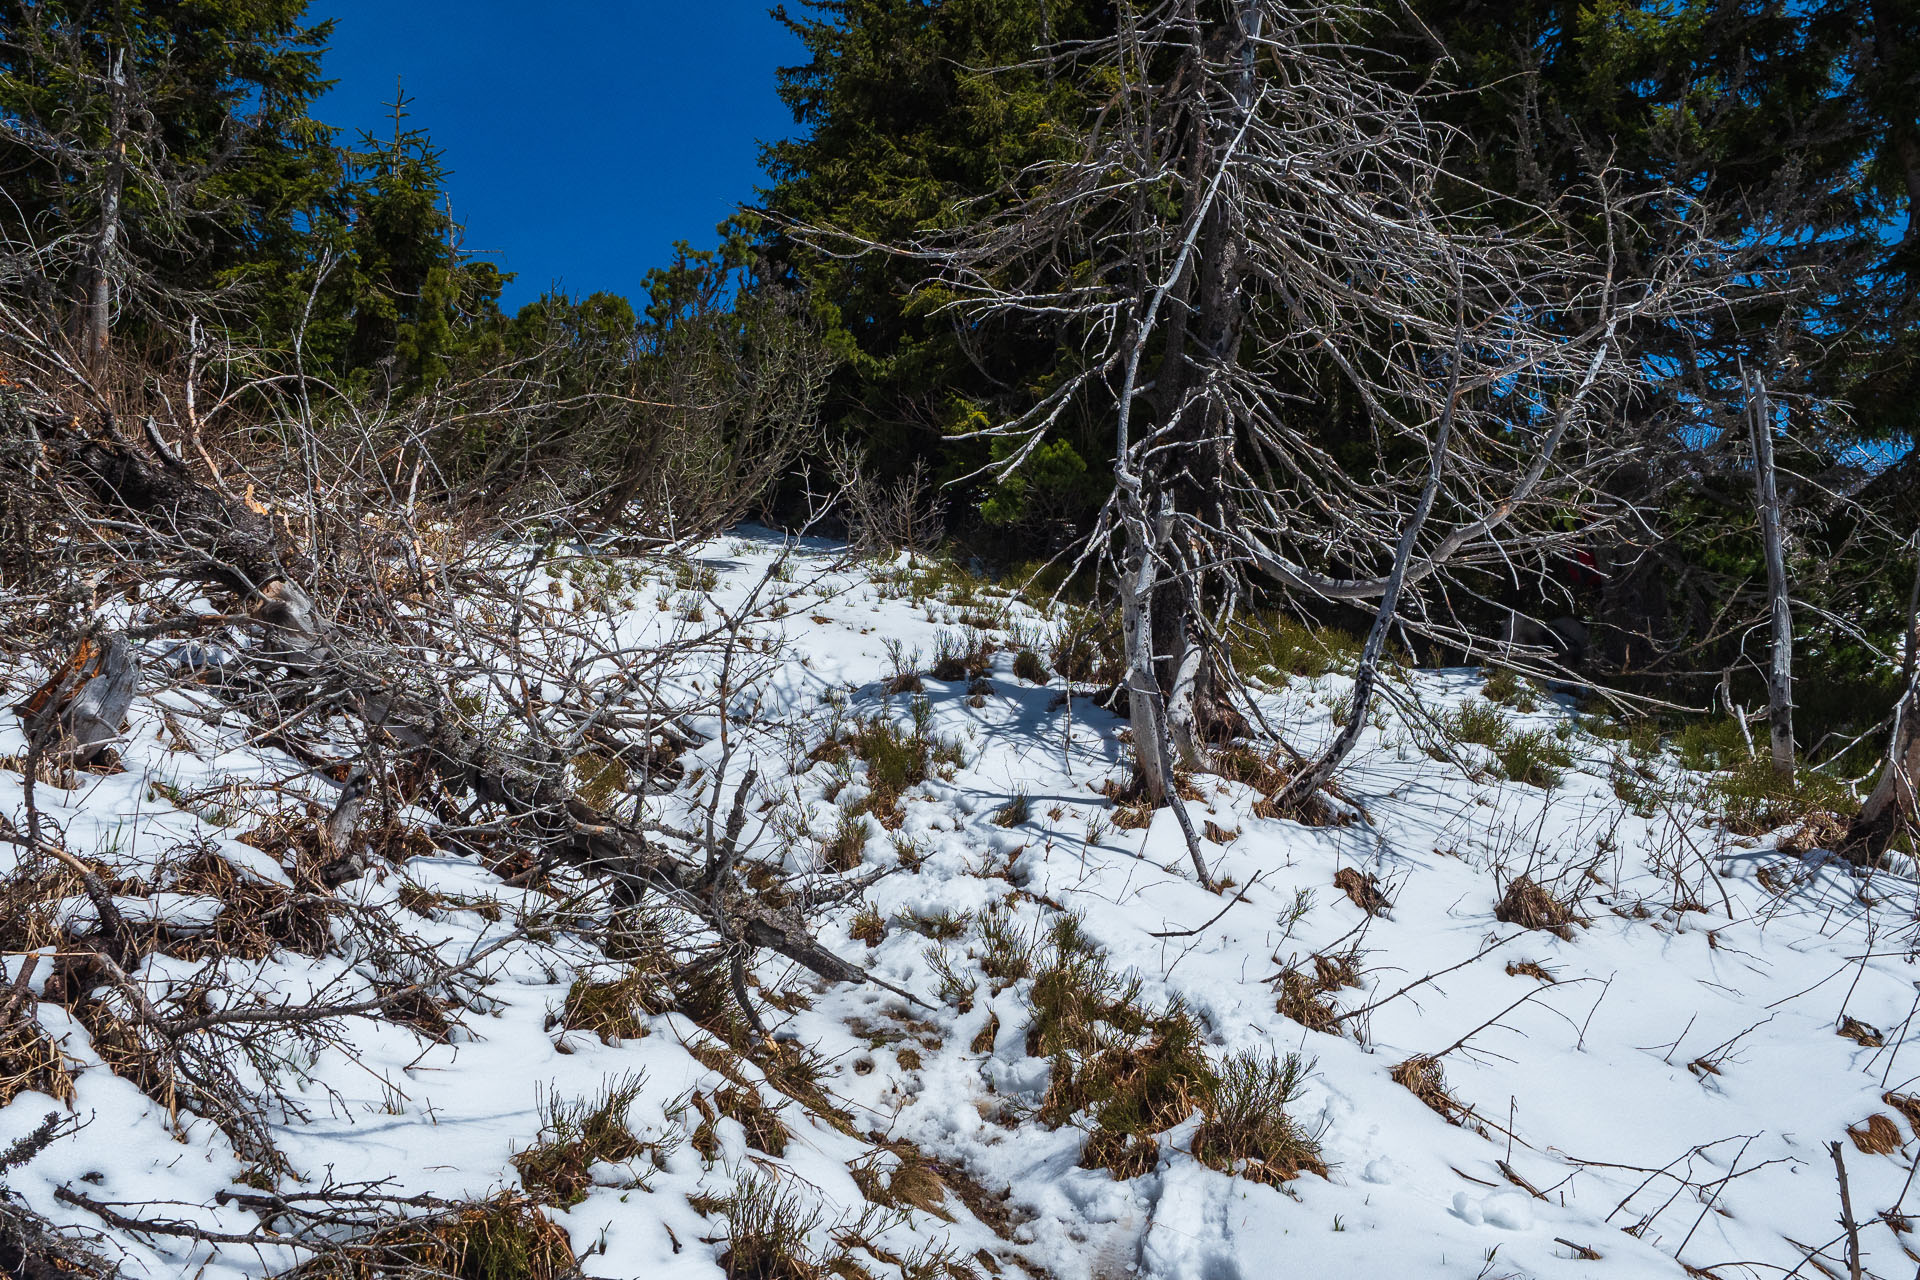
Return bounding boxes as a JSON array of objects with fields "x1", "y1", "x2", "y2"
[{"x1": 1, "y1": 526, "x2": 1911, "y2": 1279}]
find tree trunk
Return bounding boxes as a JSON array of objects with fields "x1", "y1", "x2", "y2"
[
  {"x1": 1845, "y1": 538, "x2": 1920, "y2": 861},
  {"x1": 1158, "y1": 0, "x2": 1258, "y2": 772},
  {"x1": 1274, "y1": 286, "x2": 1465, "y2": 813},
  {"x1": 76, "y1": 49, "x2": 127, "y2": 382},
  {"x1": 14, "y1": 632, "x2": 139, "y2": 767},
  {"x1": 1746, "y1": 371, "x2": 1794, "y2": 778},
  {"x1": 1120, "y1": 492, "x2": 1175, "y2": 802}
]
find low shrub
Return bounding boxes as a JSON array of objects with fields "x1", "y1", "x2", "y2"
[
  {"x1": 1191, "y1": 1052, "x2": 1325, "y2": 1184},
  {"x1": 511, "y1": 1075, "x2": 656, "y2": 1207},
  {"x1": 557, "y1": 966, "x2": 656, "y2": 1043},
  {"x1": 1709, "y1": 758, "x2": 1855, "y2": 837},
  {"x1": 1495, "y1": 729, "x2": 1574, "y2": 788},
  {"x1": 1230, "y1": 612, "x2": 1360, "y2": 681},
  {"x1": 1442, "y1": 700, "x2": 1509, "y2": 750},
  {"x1": 1482, "y1": 668, "x2": 1540, "y2": 711}
]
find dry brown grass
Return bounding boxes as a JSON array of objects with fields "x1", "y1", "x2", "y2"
[
  {"x1": 1838, "y1": 1016, "x2": 1886, "y2": 1047},
  {"x1": 0, "y1": 1017, "x2": 75, "y2": 1107},
  {"x1": 1885, "y1": 1091, "x2": 1920, "y2": 1137},
  {"x1": 970, "y1": 1012, "x2": 1000, "y2": 1056},
  {"x1": 849, "y1": 905, "x2": 886, "y2": 947},
  {"x1": 1494, "y1": 875, "x2": 1579, "y2": 940},
  {"x1": 1504, "y1": 960, "x2": 1555, "y2": 983},
  {"x1": 1274, "y1": 949, "x2": 1360, "y2": 1034},
  {"x1": 1778, "y1": 811, "x2": 1849, "y2": 856},
  {"x1": 1850, "y1": 1112, "x2": 1904, "y2": 1155},
  {"x1": 850, "y1": 1144, "x2": 954, "y2": 1221},
  {"x1": 1391, "y1": 1055, "x2": 1474, "y2": 1128},
  {"x1": 511, "y1": 1075, "x2": 653, "y2": 1208},
  {"x1": 691, "y1": 1085, "x2": 791, "y2": 1159},
  {"x1": 818, "y1": 807, "x2": 869, "y2": 873},
  {"x1": 1333, "y1": 867, "x2": 1390, "y2": 916},
  {"x1": 1212, "y1": 745, "x2": 1289, "y2": 794},
  {"x1": 287, "y1": 1193, "x2": 577, "y2": 1279},
  {"x1": 556, "y1": 966, "x2": 656, "y2": 1043},
  {"x1": 157, "y1": 848, "x2": 335, "y2": 961},
  {"x1": 1189, "y1": 1051, "x2": 1326, "y2": 1185}
]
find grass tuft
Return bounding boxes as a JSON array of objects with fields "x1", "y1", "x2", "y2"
[
  {"x1": 1230, "y1": 612, "x2": 1360, "y2": 682},
  {"x1": 1391, "y1": 1054, "x2": 1474, "y2": 1127},
  {"x1": 1332, "y1": 867, "x2": 1390, "y2": 916},
  {"x1": 709, "y1": 1172, "x2": 824, "y2": 1280},
  {"x1": 1482, "y1": 668, "x2": 1540, "y2": 712},
  {"x1": 557, "y1": 966, "x2": 656, "y2": 1043},
  {"x1": 1495, "y1": 729, "x2": 1574, "y2": 788},
  {"x1": 1274, "y1": 949, "x2": 1360, "y2": 1034},
  {"x1": 511, "y1": 1074, "x2": 658, "y2": 1207},
  {"x1": 1191, "y1": 1051, "x2": 1326, "y2": 1184},
  {"x1": 849, "y1": 904, "x2": 886, "y2": 947},
  {"x1": 288, "y1": 1193, "x2": 577, "y2": 1280},
  {"x1": 1709, "y1": 758, "x2": 1855, "y2": 837},
  {"x1": 819, "y1": 807, "x2": 871, "y2": 872},
  {"x1": 990, "y1": 791, "x2": 1031, "y2": 828},
  {"x1": 1493, "y1": 875, "x2": 1580, "y2": 940}
]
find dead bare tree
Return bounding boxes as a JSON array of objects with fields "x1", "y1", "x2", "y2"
[
  {"x1": 790, "y1": 0, "x2": 1716, "y2": 844},
  {"x1": 1745, "y1": 367, "x2": 1795, "y2": 778},
  {"x1": 0, "y1": 9, "x2": 248, "y2": 388}
]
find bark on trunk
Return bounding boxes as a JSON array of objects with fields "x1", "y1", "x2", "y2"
[
  {"x1": 1120, "y1": 493, "x2": 1174, "y2": 803},
  {"x1": 76, "y1": 49, "x2": 127, "y2": 383},
  {"x1": 1845, "y1": 539, "x2": 1920, "y2": 861},
  {"x1": 1746, "y1": 370, "x2": 1794, "y2": 778},
  {"x1": 14, "y1": 632, "x2": 139, "y2": 767}
]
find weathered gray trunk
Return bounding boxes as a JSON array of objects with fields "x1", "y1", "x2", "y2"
[
  {"x1": 1747, "y1": 370, "x2": 1794, "y2": 778},
  {"x1": 16, "y1": 632, "x2": 139, "y2": 767},
  {"x1": 64, "y1": 633, "x2": 137, "y2": 764},
  {"x1": 1164, "y1": 616, "x2": 1207, "y2": 771},
  {"x1": 1120, "y1": 495, "x2": 1173, "y2": 803},
  {"x1": 1847, "y1": 538, "x2": 1920, "y2": 860}
]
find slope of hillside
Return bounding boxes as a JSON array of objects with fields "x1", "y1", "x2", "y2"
[{"x1": 0, "y1": 531, "x2": 1909, "y2": 1280}]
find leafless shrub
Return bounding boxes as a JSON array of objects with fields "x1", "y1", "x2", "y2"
[{"x1": 826, "y1": 440, "x2": 946, "y2": 555}]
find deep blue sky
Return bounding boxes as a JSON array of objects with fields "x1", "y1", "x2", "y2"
[{"x1": 311, "y1": 1, "x2": 806, "y2": 312}]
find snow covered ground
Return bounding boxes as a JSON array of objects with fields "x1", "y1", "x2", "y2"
[{"x1": 3, "y1": 529, "x2": 1915, "y2": 1279}]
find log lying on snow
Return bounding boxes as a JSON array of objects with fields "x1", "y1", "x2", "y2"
[{"x1": 36, "y1": 416, "x2": 924, "y2": 1007}]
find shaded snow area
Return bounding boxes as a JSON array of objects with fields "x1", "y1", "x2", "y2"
[{"x1": 3, "y1": 530, "x2": 1916, "y2": 1279}]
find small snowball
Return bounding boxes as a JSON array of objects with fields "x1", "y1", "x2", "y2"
[
  {"x1": 1482, "y1": 1193, "x2": 1535, "y2": 1232},
  {"x1": 1451, "y1": 1192, "x2": 1484, "y2": 1226},
  {"x1": 1362, "y1": 1157, "x2": 1394, "y2": 1185}
]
